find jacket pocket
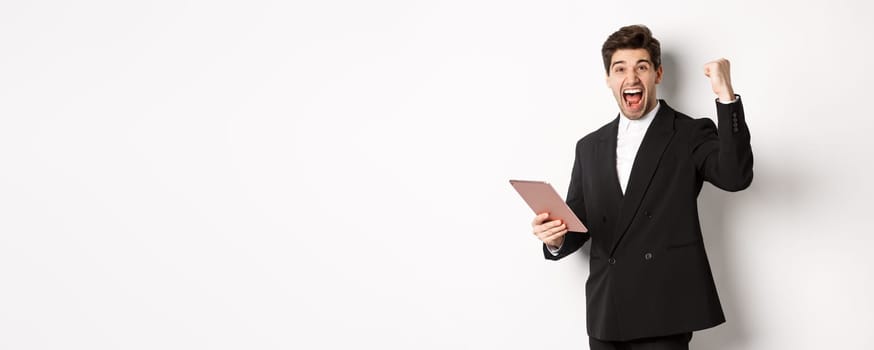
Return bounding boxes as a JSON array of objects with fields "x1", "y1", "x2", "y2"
[{"x1": 666, "y1": 239, "x2": 702, "y2": 250}]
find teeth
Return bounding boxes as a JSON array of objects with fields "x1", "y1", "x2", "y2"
[{"x1": 623, "y1": 89, "x2": 642, "y2": 94}]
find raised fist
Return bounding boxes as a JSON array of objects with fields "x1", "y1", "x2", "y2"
[{"x1": 704, "y1": 58, "x2": 735, "y2": 102}]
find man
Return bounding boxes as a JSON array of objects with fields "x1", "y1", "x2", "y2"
[{"x1": 531, "y1": 25, "x2": 753, "y2": 349}]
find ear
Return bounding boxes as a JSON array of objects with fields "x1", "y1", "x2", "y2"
[
  {"x1": 655, "y1": 65, "x2": 664, "y2": 84},
  {"x1": 605, "y1": 73, "x2": 611, "y2": 88}
]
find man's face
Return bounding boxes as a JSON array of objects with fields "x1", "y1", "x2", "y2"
[{"x1": 606, "y1": 48, "x2": 663, "y2": 119}]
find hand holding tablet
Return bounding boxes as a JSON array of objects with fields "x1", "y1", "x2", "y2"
[{"x1": 510, "y1": 180, "x2": 588, "y2": 233}]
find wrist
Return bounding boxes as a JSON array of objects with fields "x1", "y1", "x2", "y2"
[
  {"x1": 548, "y1": 236, "x2": 565, "y2": 248},
  {"x1": 718, "y1": 87, "x2": 735, "y2": 102}
]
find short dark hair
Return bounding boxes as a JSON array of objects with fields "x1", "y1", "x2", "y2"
[{"x1": 601, "y1": 25, "x2": 661, "y2": 74}]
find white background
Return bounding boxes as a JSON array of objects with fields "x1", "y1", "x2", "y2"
[{"x1": 2, "y1": 0, "x2": 873, "y2": 349}]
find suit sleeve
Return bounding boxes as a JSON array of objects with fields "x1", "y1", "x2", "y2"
[
  {"x1": 691, "y1": 95, "x2": 754, "y2": 192},
  {"x1": 544, "y1": 140, "x2": 591, "y2": 260}
]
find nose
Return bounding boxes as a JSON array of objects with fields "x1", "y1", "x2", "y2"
[{"x1": 628, "y1": 69, "x2": 640, "y2": 82}]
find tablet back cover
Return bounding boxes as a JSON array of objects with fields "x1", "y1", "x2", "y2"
[{"x1": 509, "y1": 180, "x2": 587, "y2": 232}]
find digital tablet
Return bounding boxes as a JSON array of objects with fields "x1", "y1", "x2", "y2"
[{"x1": 509, "y1": 179, "x2": 588, "y2": 232}]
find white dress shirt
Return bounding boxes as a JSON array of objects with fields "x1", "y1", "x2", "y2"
[{"x1": 616, "y1": 102, "x2": 660, "y2": 194}]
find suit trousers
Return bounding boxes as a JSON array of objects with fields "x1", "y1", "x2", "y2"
[{"x1": 588, "y1": 332, "x2": 693, "y2": 350}]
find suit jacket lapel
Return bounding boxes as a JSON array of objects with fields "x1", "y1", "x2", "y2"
[
  {"x1": 598, "y1": 116, "x2": 624, "y2": 200},
  {"x1": 592, "y1": 117, "x2": 623, "y2": 249},
  {"x1": 610, "y1": 101, "x2": 676, "y2": 254}
]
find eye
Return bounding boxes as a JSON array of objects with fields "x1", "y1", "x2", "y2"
[
  {"x1": 614, "y1": 67, "x2": 625, "y2": 73},
  {"x1": 638, "y1": 65, "x2": 648, "y2": 71}
]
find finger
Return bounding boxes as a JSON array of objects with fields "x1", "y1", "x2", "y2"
[
  {"x1": 532, "y1": 223, "x2": 549, "y2": 236},
  {"x1": 543, "y1": 228, "x2": 569, "y2": 241},
  {"x1": 531, "y1": 212, "x2": 550, "y2": 226},
  {"x1": 544, "y1": 230, "x2": 568, "y2": 244},
  {"x1": 545, "y1": 219, "x2": 562, "y2": 228},
  {"x1": 542, "y1": 223, "x2": 567, "y2": 238},
  {"x1": 535, "y1": 218, "x2": 559, "y2": 229},
  {"x1": 535, "y1": 223, "x2": 564, "y2": 239},
  {"x1": 535, "y1": 220, "x2": 562, "y2": 233}
]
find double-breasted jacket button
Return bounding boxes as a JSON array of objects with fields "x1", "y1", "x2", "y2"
[
  {"x1": 608, "y1": 257, "x2": 616, "y2": 265},
  {"x1": 644, "y1": 211, "x2": 652, "y2": 219},
  {"x1": 644, "y1": 252, "x2": 653, "y2": 260},
  {"x1": 602, "y1": 216, "x2": 607, "y2": 223}
]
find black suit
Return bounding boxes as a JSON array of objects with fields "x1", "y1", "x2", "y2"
[{"x1": 544, "y1": 98, "x2": 753, "y2": 342}]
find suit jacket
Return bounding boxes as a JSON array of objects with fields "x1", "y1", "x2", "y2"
[{"x1": 544, "y1": 98, "x2": 753, "y2": 341}]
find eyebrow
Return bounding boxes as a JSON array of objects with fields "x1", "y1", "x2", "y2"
[{"x1": 611, "y1": 59, "x2": 653, "y2": 68}]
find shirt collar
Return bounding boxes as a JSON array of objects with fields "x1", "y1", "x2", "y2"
[{"x1": 619, "y1": 101, "x2": 661, "y2": 133}]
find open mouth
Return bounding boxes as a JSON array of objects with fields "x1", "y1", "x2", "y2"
[{"x1": 622, "y1": 88, "x2": 644, "y2": 111}]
